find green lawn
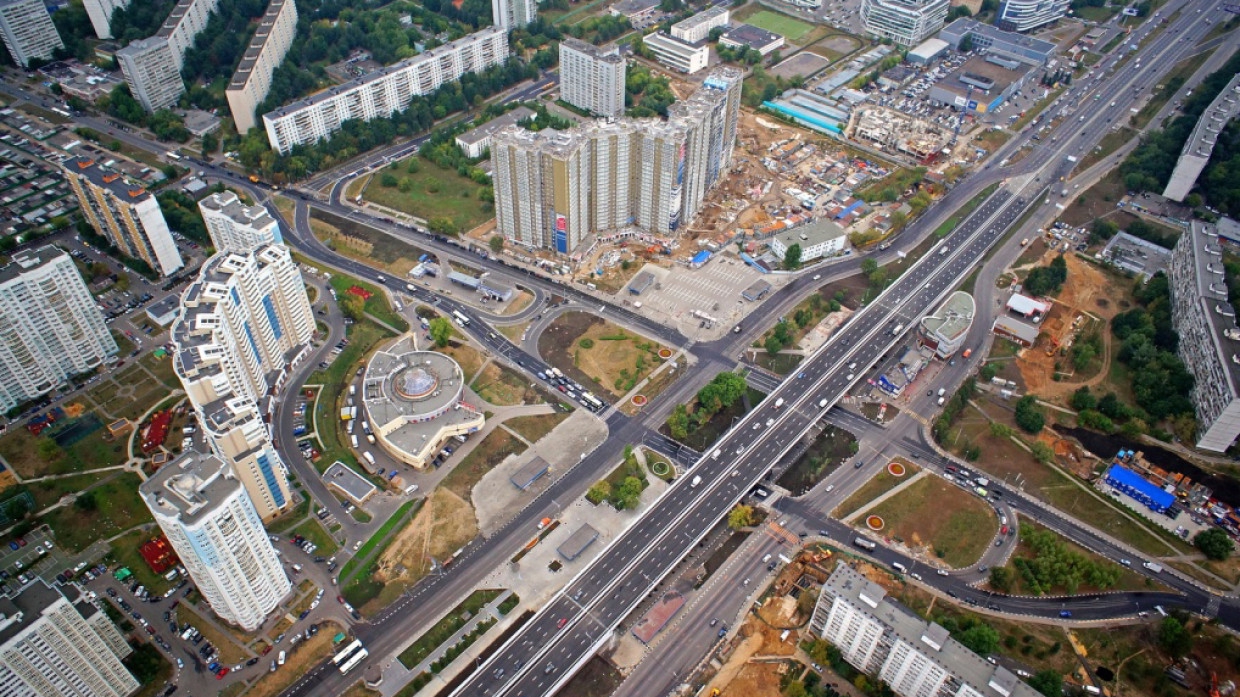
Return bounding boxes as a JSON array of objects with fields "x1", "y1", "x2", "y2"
[
  {"x1": 340, "y1": 500, "x2": 422, "y2": 608},
  {"x1": 324, "y1": 273, "x2": 409, "y2": 332},
  {"x1": 106, "y1": 529, "x2": 174, "y2": 596},
  {"x1": 0, "y1": 416, "x2": 131, "y2": 478},
  {"x1": 503, "y1": 412, "x2": 570, "y2": 443},
  {"x1": 291, "y1": 518, "x2": 339, "y2": 556},
  {"x1": 864, "y1": 476, "x2": 996, "y2": 568},
  {"x1": 361, "y1": 158, "x2": 493, "y2": 234},
  {"x1": 40, "y1": 472, "x2": 152, "y2": 553},
  {"x1": 339, "y1": 499, "x2": 420, "y2": 584},
  {"x1": 397, "y1": 589, "x2": 502, "y2": 668},
  {"x1": 24, "y1": 471, "x2": 111, "y2": 510},
  {"x1": 739, "y1": 9, "x2": 815, "y2": 42},
  {"x1": 833, "y1": 461, "x2": 920, "y2": 519}
]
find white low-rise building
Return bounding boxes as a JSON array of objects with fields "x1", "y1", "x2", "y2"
[
  {"x1": 671, "y1": 5, "x2": 729, "y2": 44},
  {"x1": 643, "y1": 32, "x2": 710, "y2": 74},
  {"x1": 769, "y1": 219, "x2": 849, "y2": 263}
]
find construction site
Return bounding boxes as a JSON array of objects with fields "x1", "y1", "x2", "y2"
[{"x1": 847, "y1": 106, "x2": 953, "y2": 161}]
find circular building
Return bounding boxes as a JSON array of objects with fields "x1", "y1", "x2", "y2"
[
  {"x1": 362, "y1": 336, "x2": 484, "y2": 469},
  {"x1": 918, "y1": 291, "x2": 975, "y2": 359}
]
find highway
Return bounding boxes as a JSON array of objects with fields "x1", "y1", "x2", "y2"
[{"x1": 450, "y1": 3, "x2": 1230, "y2": 695}]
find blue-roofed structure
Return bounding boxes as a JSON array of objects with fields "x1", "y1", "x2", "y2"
[
  {"x1": 1104, "y1": 464, "x2": 1176, "y2": 514},
  {"x1": 762, "y1": 101, "x2": 843, "y2": 135},
  {"x1": 690, "y1": 250, "x2": 712, "y2": 268}
]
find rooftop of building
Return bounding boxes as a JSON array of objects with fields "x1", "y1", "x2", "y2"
[
  {"x1": 612, "y1": 0, "x2": 659, "y2": 14},
  {"x1": 228, "y1": 0, "x2": 294, "y2": 90},
  {"x1": 994, "y1": 314, "x2": 1040, "y2": 343},
  {"x1": 1182, "y1": 74, "x2": 1240, "y2": 161},
  {"x1": 0, "y1": 245, "x2": 69, "y2": 285},
  {"x1": 934, "y1": 55, "x2": 1027, "y2": 97},
  {"x1": 145, "y1": 294, "x2": 181, "y2": 322},
  {"x1": 64, "y1": 156, "x2": 154, "y2": 204},
  {"x1": 157, "y1": 0, "x2": 209, "y2": 39},
  {"x1": 909, "y1": 37, "x2": 949, "y2": 60},
  {"x1": 940, "y1": 18, "x2": 1057, "y2": 55},
  {"x1": 323, "y1": 461, "x2": 378, "y2": 502},
  {"x1": 265, "y1": 27, "x2": 504, "y2": 119},
  {"x1": 644, "y1": 31, "x2": 707, "y2": 53},
  {"x1": 0, "y1": 579, "x2": 68, "y2": 646},
  {"x1": 560, "y1": 37, "x2": 624, "y2": 63},
  {"x1": 139, "y1": 450, "x2": 240, "y2": 525},
  {"x1": 826, "y1": 565, "x2": 1042, "y2": 697},
  {"x1": 456, "y1": 106, "x2": 537, "y2": 147},
  {"x1": 115, "y1": 36, "x2": 167, "y2": 59},
  {"x1": 772, "y1": 218, "x2": 848, "y2": 248},
  {"x1": 920, "y1": 290, "x2": 975, "y2": 342},
  {"x1": 720, "y1": 23, "x2": 783, "y2": 48},
  {"x1": 674, "y1": 5, "x2": 729, "y2": 31},
  {"x1": 363, "y1": 336, "x2": 480, "y2": 455},
  {"x1": 199, "y1": 191, "x2": 278, "y2": 232},
  {"x1": 1183, "y1": 220, "x2": 1240, "y2": 397}
]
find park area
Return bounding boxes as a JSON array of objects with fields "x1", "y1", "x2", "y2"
[
  {"x1": 309, "y1": 209, "x2": 427, "y2": 278},
  {"x1": 985, "y1": 522, "x2": 1154, "y2": 595},
  {"x1": 733, "y1": 7, "x2": 818, "y2": 44},
  {"x1": 471, "y1": 362, "x2": 545, "y2": 406},
  {"x1": 861, "y1": 476, "x2": 997, "y2": 568},
  {"x1": 538, "y1": 312, "x2": 668, "y2": 400},
  {"x1": 353, "y1": 158, "x2": 493, "y2": 234}
]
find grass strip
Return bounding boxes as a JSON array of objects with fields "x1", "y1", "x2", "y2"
[
  {"x1": 397, "y1": 589, "x2": 503, "y2": 669},
  {"x1": 338, "y1": 499, "x2": 420, "y2": 584}
]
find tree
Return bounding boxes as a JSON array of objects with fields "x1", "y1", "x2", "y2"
[
  {"x1": 74, "y1": 490, "x2": 98, "y2": 512},
  {"x1": 586, "y1": 480, "x2": 611, "y2": 504},
  {"x1": 1014, "y1": 395, "x2": 1045, "y2": 433},
  {"x1": 728, "y1": 504, "x2": 754, "y2": 530},
  {"x1": 956, "y1": 625, "x2": 1000, "y2": 655},
  {"x1": 613, "y1": 476, "x2": 643, "y2": 510},
  {"x1": 488, "y1": 236, "x2": 505, "y2": 254},
  {"x1": 783, "y1": 243, "x2": 802, "y2": 270},
  {"x1": 428, "y1": 317, "x2": 453, "y2": 348},
  {"x1": 338, "y1": 294, "x2": 366, "y2": 322},
  {"x1": 764, "y1": 334, "x2": 785, "y2": 356},
  {"x1": 36, "y1": 439, "x2": 64, "y2": 462},
  {"x1": 1158, "y1": 616, "x2": 1193, "y2": 656},
  {"x1": 1070, "y1": 386, "x2": 1096, "y2": 411},
  {"x1": 1194, "y1": 528, "x2": 1234, "y2": 561},
  {"x1": 696, "y1": 372, "x2": 748, "y2": 420},
  {"x1": 667, "y1": 403, "x2": 691, "y2": 440},
  {"x1": 989, "y1": 566, "x2": 1013, "y2": 592},
  {"x1": 1028, "y1": 670, "x2": 1063, "y2": 697},
  {"x1": 1031, "y1": 441, "x2": 1055, "y2": 464}
]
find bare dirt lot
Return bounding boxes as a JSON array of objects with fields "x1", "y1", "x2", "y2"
[
  {"x1": 1015, "y1": 253, "x2": 1131, "y2": 402},
  {"x1": 538, "y1": 311, "x2": 666, "y2": 399},
  {"x1": 373, "y1": 488, "x2": 478, "y2": 591},
  {"x1": 709, "y1": 619, "x2": 800, "y2": 697}
]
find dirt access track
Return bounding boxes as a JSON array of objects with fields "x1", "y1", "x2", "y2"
[{"x1": 1015, "y1": 253, "x2": 1130, "y2": 401}]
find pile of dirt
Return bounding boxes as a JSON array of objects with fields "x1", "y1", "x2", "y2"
[
  {"x1": 374, "y1": 489, "x2": 478, "y2": 583},
  {"x1": 711, "y1": 622, "x2": 800, "y2": 697}
]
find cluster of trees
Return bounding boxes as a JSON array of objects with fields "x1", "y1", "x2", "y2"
[
  {"x1": 727, "y1": 504, "x2": 754, "y2": 530},
  {"x1": 856, "y1": 167, "x2": 926, "y2": 204},
  {"x1": 1194, "y1": 527, "x2": 1234, "y2": 561},
  {"x1": 665, "y1": 372, "x2": 747, "y2": 440},
  {"x1": 1120, "y1": 51, "x2": 1240, "y2": 194},
  {"x1": 1038, "y1": 68, "x2": 1072, "y2": 88},
  {"x1": 1068, "y1": 331, "x2": 1103, "y2": 372},
  {"x1": 1071, "y1": 385, "x2": 1158, "y2": 437},
  {"x1": 1014, "y1": 395, "x2": 1045, "y2": 434},
  {"x1": 100, "y1": 87, "x2": 190, "y2": 142},
  {"x1": 1198, "y1": 119, "x2": 1240, "y2": 217},
  {"x1": 562, "y1": 15, "x2": 630, "y2": 44},
  {"x1": 176, "y1": 0, "x2": 267, "y2": 111},
  {"x1": 1023, "y1": 255, "x2": 1067, "y2": 297},
  {"x1": 1110, "y1": 273, "x2": 1195, "y2": 425},
  {"x1": 850, "y1": 51, "x2": 907, "y2": 90},
  {"x1": 861, "y1": 258, "x2": 889, "y2": 291},
  {"x1": 1088, "y1": 217, "x2": 1177, "y2": 249},
  {"x1": 510, "y1": 18, "x2": 563, "y2": 68},
  {"x1": 931, "y1": 379, "x2": 977, "y2": 445},
  {"x1": 157, "y1": 190, "x2": 213, "y2": 248},
  {"x1": 235, "y1": 59, "x2": 536, "y2": 181},
  {"x1": 625, "y1": 64, "x2": 676, "y2": 118},
  {"x1": 715, "y1": 43, "x2": 767, "y2": 66},
  {"x1": 783, "y1": 243, "x2": 802, "y2": 270},
  {"x1": 587, "y1": 448, "x2": 647, "y2": 510},
  {"x1": 1011, "y1": 527, "x2": 1123, "y2": 595},
  {"x1": 743, "y1": 67, "x2": 801, "y2": 108},
  {"x1": 763, "y1": 319, "x2": 796, "y2": 356}
]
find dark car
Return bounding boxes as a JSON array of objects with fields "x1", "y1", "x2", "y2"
[{"x1": 1059, "y1": 610, "x2": 1072, "y2": 618}]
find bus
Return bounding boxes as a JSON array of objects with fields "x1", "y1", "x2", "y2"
[
  {"x1": 339, "y1": 648, "x2": 369, "y2": 675},
  {"x1": 332, "y1": 640, "x2": 363, "y2": 666},
  {"x1": 452, "y1": 310, "x2": 470, "y2": 327},
  {"x1": 581, "y1": 392, "x2": 603, "y2": 410},
  {"x1": 166, "y1": 151, "x2": 181, "y2": 161}
]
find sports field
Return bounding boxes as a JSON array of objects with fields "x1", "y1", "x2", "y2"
[{"x1": 744, "y1": 10, "x2": 815, "y2": 42}]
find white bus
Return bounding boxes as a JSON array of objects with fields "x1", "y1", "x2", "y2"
[
  {"x1": 581, "y1": 392, "x2": 603, "y2": 410},
  {"x1": 452, "y1": 310, "x2": 470, "y2": 327},
  {"x1": 332, "y1": 640, "x2": 363, "y2": 666},
  {"x1": 166, "y1": 151, "x2": 181, "y2": 160},
  {"x1": 339, "y1": 648, "x2": 369, "y2": 675}
]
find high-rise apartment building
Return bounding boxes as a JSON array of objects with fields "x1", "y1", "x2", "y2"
[
  {"x1": 172, "y1": 244, "x2": 312, "y2": 518},
  {"x1": 860, "y1": 0, "x2": 948, "y2": 47},
  {"x1": 82, "y1": 0, "x2": 129, "y2": 39},
  {"x1": 198, "y1": 191, "x2": 283, "y2": 254},
  {"x1": 559, "y1": 38, "x2": 625, "y2": 118},
  {"x1": 0, "y1": 0, "x2": 64, "y2": 68},
  {"x1": 141, "y1": 451, "x2": 291, "y2": 632},
  {"x1": 226, "y1": 0, "x2": 298, "y2": 134},
  {"x1": 115, "y1": 38, "x2": 183, "y2": 113},
  {"x1": 116, "y1": 0, "x2": 220, "y2": 113},
  {"x1": 0, "y1": 580, "x2": 138, "y2": 697},
  {"x1": 262, "y1": 28, "x2": 508, "y2": 154},
  {"x1": 492, "y1": 67, "x2": 741, "y2": 254},
  {"x1": 812, "y1": 565, "x2": 1043, "y2": 697},
  {"x1": 63, "y1": 157, "x2": 183, "y2": 277},
  {"x1": 491, "y1": 0, "x2": 535, "y2": 30},
  {"x1": 0, "y1": 247, "x2": 117, "y2": 414},
  {"x1": 1168, "y1": 219, "x2": 1240, "y2": 452}
]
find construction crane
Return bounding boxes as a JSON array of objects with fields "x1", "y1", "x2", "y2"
[{"x1": 949, "y1": 83, "x2": 976, "y2": 147}]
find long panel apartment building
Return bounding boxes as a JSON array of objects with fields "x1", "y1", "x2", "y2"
[
  {"x1": 0, "y1": 246, "x2": 117, "y2": 415},
  {"x1": 82, "y1": 0, "x2": 129, "y2": 39},
  {"x1": 1168, "y1": 219, "x2": 1240, "y2": 452},
  {"x1": 172, "y1": 244, "x2": 312, "y2": 519},
  {"x1": 0, "y1": 0, "x2": 64, "y2": 68},
  {"x1": 116, "y1": 0, "x2": 221, "y2": 113},
  {"x1": 0, "y1": 580, "x2": 138, "y2": 697},
  {"x1": 492, "y1": 67, "x2": 742, "y2": 254},
  {"x1": 63, "y1": 157, "x2": 183, "y2": 276},
  {"x1": 141, "y1": 451, "x2": 291, "y2": 632},
  {"x1": 559, "y1": 38, "x2": 625, "y2": 117},
  {"x1": 813, "y1": 565, "x2": 1044, "y2": 697},
  {"x1": 226, "y1": 0, "x2": 298, "y2": 134},
  {"x1": 263, "y1": 27, "x2": 508, "y2": 154}
]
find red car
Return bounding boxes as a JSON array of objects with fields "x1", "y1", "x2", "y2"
[
  {"x1": 337, "y1": 595, "x2": 345, "y2": 604},
  {"x1": 556, "y1": 618, "x2": 568, "y2": 629},
  {"x1": 260, "y1": 645, "x2": 272, "y2": 656},
  {"x1": 216, "y1": 668, "x2": 229, "y2": 680}
]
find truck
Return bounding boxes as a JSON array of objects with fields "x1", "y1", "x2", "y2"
[
  {"x1": 1066, "y1": 155, "x2": 1078, "y2": 163},
  {"x1": 853, "y1": 537, "x2": 876, "y2": 551},
  {"x1": 362, "y1": 452, "x2": 376, "y2": 466},
  {"x1": 975, "y1": 477, "x2": 990, "y2": 488},
  {"x1": 892, "y1": 324, "x2": 904, "y2": 336},
  {"x1": 1143, "y1": 561, "x2": 1163, "y2": 573},
  {"x1": 690, "y1": 475, "x2": 702, "y2": 487}
]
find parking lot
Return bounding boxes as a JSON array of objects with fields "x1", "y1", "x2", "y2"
[{"x1": 623, "y1": 258, "x2": 774, "y2": 340}]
